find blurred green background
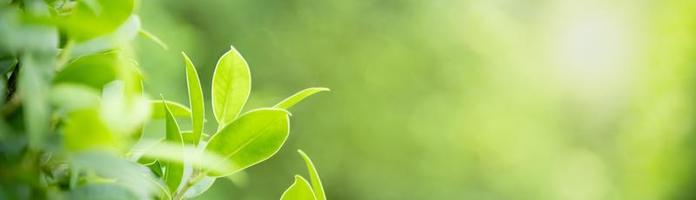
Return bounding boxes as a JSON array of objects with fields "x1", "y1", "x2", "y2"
[{"x1": 133, "y1": 0, "x2": 696, "y2": 199}]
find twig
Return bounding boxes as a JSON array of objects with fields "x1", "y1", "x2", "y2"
[{"x1": 172, "y1": 170, "x2": 205, "y2": 200}]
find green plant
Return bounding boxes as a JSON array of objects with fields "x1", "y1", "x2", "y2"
[{"x1": 0, "y1": 0, "x2": 328, "y2": 199}]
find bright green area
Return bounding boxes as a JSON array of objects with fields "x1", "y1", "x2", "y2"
[{"x1": 133, "y1": 0, "x2": 696, "y2": 199}]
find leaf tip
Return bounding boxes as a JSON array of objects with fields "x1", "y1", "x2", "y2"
[
  {"x1": 315, "y1": 87, "x2": 331, "y2": 92},
  {"x1": 297, "y1": 149, "x2": 307, "y2": 157}
]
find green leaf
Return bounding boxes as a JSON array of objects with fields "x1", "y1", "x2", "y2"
[
  {"x1": 63, "y1": 108, "x2": 120, "y2": 152},
  {"x1": 144, "y1": 160, "x2": 164, "y2": 178},
  {"x1": 162, "y1": 98, "x2": 185, "y2": 193},
  {"x1": 0, "y1": 57, "x2": 17, "y2": 74},
  {"x1": 150, "y1": 100, "x2": 192, "y2": 119},
  {"x1": 51, "y1": 84, "x2": 101, "y2": 112},
  {"x1": 297, "y1": 150, "x2": 326, "y2": 200},
  {"x1": 70, "y1": 15, "x2": 141, "y2": 59},
  {"x1": 211, "y1": 46, "x2": 251, "y2": 127},
  {"x1": 280, "y1": 176, "x2": 317, "y2": 200},
  {"x1": 20, "y1": 51, "x2": 56, "y2": 150},
  {"x1": 274, "y1": 88, "x2": 330, "y2": 110},
  {"x1": 68, "y1": 184, "x2": 139, "y2": 200},
  {"x1": 205, "y1": 108, "x2": 290, "y2": 177},
  {"x1": 71, "y1": 152, "x2": 163, "y2": 199},
  {"x1": 134, "y1": 140, "x2": 233, "y2": 175},
  {"x1": 54, "y1": 51, "x2": 119, "y2": 90},
  {"x1": 61, "y1": 0, "x2": 135, "y2": 41},
  {"x1": 100, "y1": 81, "x2": 150, "y2": 136},
  {"x1": 183, "y1": 176, "x2": 216, "y2": 199},
  {"x1": 183, "y1": 52, "x2": 205, "y2": 145}
]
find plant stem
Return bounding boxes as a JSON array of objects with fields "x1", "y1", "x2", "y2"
[{"x1": 173, "y1": 170, "x2": 205, "y2": 200}]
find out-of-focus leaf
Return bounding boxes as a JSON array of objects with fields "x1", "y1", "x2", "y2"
[
  {"x1": 60, "y1": 0, "x2": 135, "y2": 41},
  {"x1": 162, "y1": 99, "x2": 185, "y2": 192},
  {"x1": 0, "y1": 7, "x2": 58, "y2": 54},
  {"x1": 71, "y1": 151, "x2": 161, "y2": 199},
  {"x1": 67, "y1": 184, "x2": 139, "y2": 200},
  {"x1": 0, "y1": 57, "x2": 17, "y2": 74},
  {"x1": 150, "y1": 100, "x2": 192, "y2": 119},
  {"x1": 182, "y1": 52, "x2": 205, "y2": 145},
  {"x1": 19, "y1": 51, "x2": 56, "y2": 150},
  {"x1": 70, "y1": 15, "x2": 141, "y2": 59},
  {"x1": 297, "y1": 150, "x2": 326, "y2": 200},
  {"x1": 100, "y1": 81, "x2": 150, "y2": 136},
  {"x1": 144, "y1": 160, "x2": 163, "y2": 178},
  {"x1": 54, "y1": 51, "x2": 118, "y2": 90},
  {"x1": 132, "y1": 140, "x2": 233, "y2": 176},
  {"x1": 274, "y1": 88, "x2": 330, "y2": 110},
  {"x1": 63, "y1": 108, "x2": 120, "y2": 152},
  {"x1": 211, "y1": 46, "x2": 251, "y2": 127},
  {"x1": 180, "y1": 130, "x2": 198, "y2": 146},
  {"x1": 205, "y1": 108, "x2": 290, "y2": 177},
  {"x1": 280, "y1": 176, "x2": 316, "y2": 200},
  {"x1": 183, "y1": 176, "x2": 216, "y2": 199},
  {"x1": 139, "y1": 29, "x2": 168, "y2": 50},
  {"x1": 51, "y1": 84, "x2": 101, "y2": 112}
]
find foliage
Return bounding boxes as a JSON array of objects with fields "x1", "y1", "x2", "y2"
[{"x1": 0, "y1": 0, "x2": 329, "y2": 199}]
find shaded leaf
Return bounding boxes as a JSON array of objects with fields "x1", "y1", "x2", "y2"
[
  {"x1": 205, "y1": 108, "x2": 290, "y2": 177},
  {"x1": 280, "y1": 176, "x2": 316, "y2": 200},
  {"x1": 211, "y1": 46, "x2": 250, "y2": 127},
  {"x1": 183, "y1": 52, "x2": 205, "y2": 145},
  {"x1": 144, "y1": 160, "x2": 163, "y2": 178},
  {"x1": 274, "y1": 88, "x2": 330, "y2": 110}
]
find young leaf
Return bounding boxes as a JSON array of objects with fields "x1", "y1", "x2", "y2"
[
  {"x1": 182, "y1": 52, "x2": 205, "y2": 145},
  {"x1": 205, "y1": 108, "x2": 290, "y2": 177},
  {"x1": 150, "y1": 100, "x2": 192, "y2": 119},
  {"x1": 297, "y1": 150, "x2": 326, "y2": 200},
  {"x1": 280, "y1": 176, "x2": 317, "y2": 200},
  {"x1": 162, "y1": 98, "x2": 185, "y2": 193},
  {"x1": 211, "y1": 46, "x2": 251, "y2": 127},
  {"x1": 274, "y1": 88, "x2": 330, "y2": 110}
]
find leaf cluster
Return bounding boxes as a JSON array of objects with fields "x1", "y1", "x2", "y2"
[{"x1": 0, "y1": 0, "x2": 329, "y2": 199}]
